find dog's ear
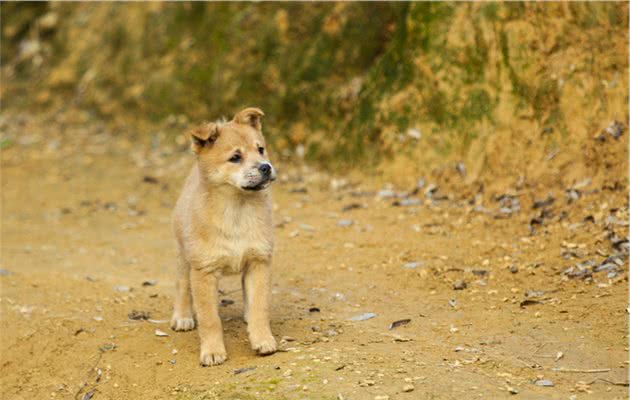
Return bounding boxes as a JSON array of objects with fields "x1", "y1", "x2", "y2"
[
  {"x1": 233, "y1": 107, "x2": 264, "y2": 131},
  {"x1": 190, "y1": 122, "x2": 219, "y2": 153}
]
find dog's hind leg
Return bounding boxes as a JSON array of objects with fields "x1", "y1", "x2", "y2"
[
  {"x1": 241, "y1": 272, "x2": 249, "y2": 323},
  {"x1": 170, "y1": 254, "x2": 196, "y2": 331}
]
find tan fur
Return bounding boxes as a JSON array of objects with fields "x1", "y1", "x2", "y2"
[{"x1": 171, "y1": 107, "x2": 277, "y2": 366}]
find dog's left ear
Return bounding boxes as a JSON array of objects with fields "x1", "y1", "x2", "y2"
[{"x1": 233, "y1": 107, "x2": 264, "y2": 131}]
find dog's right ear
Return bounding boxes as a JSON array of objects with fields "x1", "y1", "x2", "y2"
[{"x1": 190, "y1": 122, "x2": 219, "y2": 153}]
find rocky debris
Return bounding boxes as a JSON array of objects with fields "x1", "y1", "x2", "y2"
[
  {"x1": 337, "y1": 219, "x2": 353, "y2": 227},
  {"x1": 495, "y1": 193, "x2": 520, "y2": 217},
  {"x1": 81, "y1": 390, "x2": 95, "y2": 400},
  {"x1": 424, "y1": 184, "x2": 448, "y2": 201},
  {"x1": 388, "y1": 319, "x2": 411, "y2": 330},
  {"x1": 564, "y1": 254, "x2": 626, "y2": 280},
  {"x1": 507, "y1": 386, "x2": 519, "y2": 394},
  {"x1": 532, "y1": 195, "x2": 554, "y2": 209},
  {"x1": 565, "y1": 188, "x2": 580, "y2": 203},
  {"x1": 233, "y1": 366, "x2": 256, "y2": 375},
  {"x1": 142, "y1": 175, "x2": 159, "y2": 184},
  {"x1": 529, "y1": 208, "x2": 553, "y2": 234},
  {"x1": 128, "y1": 310, "x2": 151, "y2": 320},
  {"x1": 402, "y1": 261, "x2": 423, "y2": 269},
  {"x1": 324, "y1": 329, "x2": 338, "y2": 337},
  {"x1": 407, "y1": 128, "x2": 421, "y2": 140},
  {"x1": 342, "y1": 203, "x2": 362, "y2": 212},
  {"x1": 377, "y1": 189, "x2": 397, "y2": 199},
  {"x1": 455, "y1": 162, "x2": 466, "y2": 178},
  {"x1": 453, "y1": 280, "x2": 467, "y2": 290},
  {"x1": 392, "y1": 198, "x2": 421, "y2": 207},
  {"x1": 595, "y1": 120, "x2": 625, "y2": 140},
  {"x1": 299, "y1": 223, "x2": 316, "y2": 232},
  {"x1": 349, "y1": 312, "x2": 377, "y2": 321}
]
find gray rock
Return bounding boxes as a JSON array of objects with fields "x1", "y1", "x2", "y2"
[
  {"x1": 337, "y1": 219, "x2": 354, "y2": 227},
  {"x1": 402, "y1": 262, "x2": 423, "y2": 269},
  {"x1": 349, "y1": 312, "x2": 377, "y2": 321}
]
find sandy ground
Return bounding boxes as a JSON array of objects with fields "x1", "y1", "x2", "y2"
[{"x1": 1, "y1": 113, "x2": 628, "y2": 400}]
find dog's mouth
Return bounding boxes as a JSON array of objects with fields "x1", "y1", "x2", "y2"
[{"x1": 242, "y1": 178, "x2": 273, "y2": 192}]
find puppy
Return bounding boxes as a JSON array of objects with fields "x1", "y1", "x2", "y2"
[{"x1": 170, "y1": 107, "x2": 277, "y2": 366}]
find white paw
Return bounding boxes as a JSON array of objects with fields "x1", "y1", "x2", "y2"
[
  {"x1": 200, "y1": 350, "x2": 227, "y2": 366},
  {"x1": 251, "y1": 335, "x2": 277, "y2": 355},
  {"x1": 170, "y1": 316, "x2": 196, "y2": 331}
]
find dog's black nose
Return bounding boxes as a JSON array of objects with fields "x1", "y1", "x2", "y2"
[{"x1": 258, "y1": 163, "x2": 272, "y2": 177}]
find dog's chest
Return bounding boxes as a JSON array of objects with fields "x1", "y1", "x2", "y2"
[{"x1": 209, "y1": 201, "x2": 272, "y2": 273}]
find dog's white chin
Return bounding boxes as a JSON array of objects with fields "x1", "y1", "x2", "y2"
[{"x1": 241, "y1": 180, "x2": 271, "y2": 192}]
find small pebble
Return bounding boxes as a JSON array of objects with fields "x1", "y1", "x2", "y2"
[
  {"x1": 402, "y1": 384, "x2": 415, "y2": 392},
  {"x1": 453, "y1": 280, "x2": 467, "y2": 290},
  {"x1": 337, "y1": 219, "x2": 354, "y2": 227},
  {"x1": 349, "y1": 312, "x2": 377, "y2": 321}
]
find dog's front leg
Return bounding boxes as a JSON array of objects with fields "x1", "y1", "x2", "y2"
[
  {"x1": 190, "y1": 268, "x2": 226, "y2": 366},
  {"x1": 171, "y1": 255, "x2": 195, "y2": 331},
  {"x1": 243, "y1": 260, "x2": 277, "y2": 355}
]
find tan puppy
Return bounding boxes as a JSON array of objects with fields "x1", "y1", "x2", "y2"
[{"x1": 170, "y1": 107, "x2": 277, "y2": 366}]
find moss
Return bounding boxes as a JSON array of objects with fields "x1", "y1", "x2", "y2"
[
  {"x1": 462, "y1": 88, "x2": 493, "y2": 122},
  {"x1": 2, "y1": 2, "x2": 628, "y2": 172}
]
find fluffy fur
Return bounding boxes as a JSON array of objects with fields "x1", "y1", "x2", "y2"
[{"x1": 170, "y1": 107, "x2": 277, "y2": 366}]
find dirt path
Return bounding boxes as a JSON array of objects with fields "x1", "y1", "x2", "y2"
[{"x1": 1, "y1": 113, "x2": 628, "y2": 400}]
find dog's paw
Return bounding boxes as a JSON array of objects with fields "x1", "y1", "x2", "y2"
[
  {"x1": 170, "y1": 316, "x2": 196, "y2": 331},
  {"x1": 199, "y1": 350, "x2": 227, "y2": 366},
  {"x1": 251, "y1": 335, "x2": 277, "y2": 355}
]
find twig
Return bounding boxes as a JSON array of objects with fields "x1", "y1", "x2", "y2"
[
  {"x1": 587, "y1": 378, "x2": 629, "y2": 387},
  {"x1": 551, "y1": 367, "x2": 611, "y2": 373},
  {"x1": 74, "y1": 352, "x2": 103, "y2": 400},
  {"x1": 532, "y1": 342, "x2": 549, "y2": 356}
]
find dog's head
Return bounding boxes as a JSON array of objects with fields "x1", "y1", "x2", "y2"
[{"x1": 190, "y1": 107, "x2": 276, "y2": 192}]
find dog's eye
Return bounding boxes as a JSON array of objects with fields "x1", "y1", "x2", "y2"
[
  {"x1": 258, "y1": 146, "x2": 265, "y2": 155},
  {"x1": 228, "y1": 153, "x2": 242, "y2": 163}
]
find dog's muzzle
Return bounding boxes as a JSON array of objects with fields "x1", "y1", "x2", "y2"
[{"x1": 242, "y1": 163, "x2": 275, "y2": 191}]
